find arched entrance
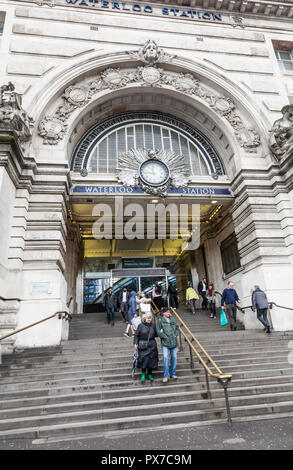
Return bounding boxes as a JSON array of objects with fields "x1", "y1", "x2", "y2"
[
  {"x1": 68, "y1": 108, "x2": 233, "y2": 313},
  {"x1": 3, "y1": 40, "x2": 292, "y2": 350}
]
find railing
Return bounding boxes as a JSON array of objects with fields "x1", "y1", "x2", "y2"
[
  {"x1": 215, "y1": 291, "x2": 293, "y2": 314},
  {"x1": 150, "y1": 300, "x2": 233, "y2": 424},
  {"x1": 0, "y1": 311, "x2": 72, "y2": 343}
]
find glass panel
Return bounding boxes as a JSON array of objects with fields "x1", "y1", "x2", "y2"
[
  {"x1": 189, "y1": 143, "x2": 201, "y2": 174},
  {"x1": 163, "y1": 136, "x2": 171, "y2": 150},
  {"x1": 170, "y1": 131, "x2": 180, "y2": 155},
  {"x1": 144, "y1": 125, "x2": 153, "y2": 148},
  {"x1": 179, "y1": 135, "x2": 191, "y2": 170},
  {"x1": 117, "y1": 128, "x2": 126, "y2": 153},
  {"x1": 283, "y1": 60, "x2": 293, "y2": 71},
  {"x1": 279, "y1": 51, "x2": 291, "y2": 60},
  {"x1": 89, "y1": 147, "x2": 98, "y2": 173},
  {"x1": 153, "y1": 126, "x2": 162, "y2": 150},
  {"x1": 108, "y1": 132, "x2": 117, "y2": 172},
  {"x1": 135, "y1": 125, "x2": 144, "y2": 149},
  {"x1": 98, "y1": 139, "x2": 108, "y2": 173},
  {"x1": 199, "y1": 155, "x2": 209, "y2": 175}
]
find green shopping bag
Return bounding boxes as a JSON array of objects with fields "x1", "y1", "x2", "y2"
[{"x1": 220, "y1": 309, "x2": 228, "y2": 327}]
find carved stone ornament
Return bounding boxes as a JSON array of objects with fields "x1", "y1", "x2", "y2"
[
  {"x1": 0, "y1": 82, "x2": 34, "y2": 144},
  {"x1": 38, "y1": 41, "x2": 261, "y2": 152},
  {"x1": 38, "y1": 116, "x2": 67, "y2": 145},
  {"x1": 269, "y1": 105, "x2": 293, "y2": 162},
  {"x1": 63, "y1": 86, "x2": 89, "y2": 107},
  {"x1": 117, "y1": 148, "x2": 190, "y2": 197},
  {"x1": 128, "y1": 39, "x2": 176, "y2": 66}
]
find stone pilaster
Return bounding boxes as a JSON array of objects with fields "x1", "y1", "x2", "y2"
[{"x1": 231, "y1": 171, "x2": 293, "y2": 331}]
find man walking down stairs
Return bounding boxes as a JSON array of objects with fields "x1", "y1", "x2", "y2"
[{"x1": 0, "y1": 308, "x2": 293, "y2": 450}]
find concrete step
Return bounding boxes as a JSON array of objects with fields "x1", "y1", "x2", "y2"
[
  {"x1": 1, "y1": 361, "x2": 293, "y2": 394},
  {"x1": 1, "y1": 351, "x2": 290, "y2": 381},
  {"x1": 0, "y1": 401, "x2": 293, "y2": 440},
  {"x1": 0, "y1": 308, "x2": 293, "y2": 443}
]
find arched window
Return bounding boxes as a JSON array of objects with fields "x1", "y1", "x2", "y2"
[{"x1": 71, "y1": 112, "x2": 225, "y2": 177}]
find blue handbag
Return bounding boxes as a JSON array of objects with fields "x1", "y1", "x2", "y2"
[{"x1": 220, "y1": 309, "x2": 228, "y2": 327}]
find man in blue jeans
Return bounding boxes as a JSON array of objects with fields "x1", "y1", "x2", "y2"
[
  {"x1": 221, "y1": 281, "x2": 241, "y2": 331},
  {"x1": 156, "y1": 307, "x2": 179, "y2": 384}
]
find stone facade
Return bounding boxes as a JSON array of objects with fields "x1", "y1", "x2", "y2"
[{"x1": 1, "y1": 0, "x2": 293, "y2": 349}]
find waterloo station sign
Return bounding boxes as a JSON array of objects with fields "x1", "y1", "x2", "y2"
[{"x1": 65, "y1": 0, "x2": 224, "y2": 22}]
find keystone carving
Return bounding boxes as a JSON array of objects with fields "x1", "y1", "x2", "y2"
[{"x1": 128, "y1": 39, "x2": 177, "y2": 66}]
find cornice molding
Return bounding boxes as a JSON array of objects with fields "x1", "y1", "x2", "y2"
[{"x1": 8, "y1": 0, "x2": 293, "y2": 20}]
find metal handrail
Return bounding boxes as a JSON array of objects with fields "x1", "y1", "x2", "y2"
[
  {"x1": 241, "y1": 301, "x2": 293, "y2": 312},
  {"x1": 215, "y1": 291, "x2": 293, "y2": 314},
  {"x1": 151, "y1": 300, "x2": 233, "y2": 424},
  {"x1": 0, "y1": 311, "x2": 72, "y2": 343}
]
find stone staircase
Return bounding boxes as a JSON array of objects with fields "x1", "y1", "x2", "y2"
[{"x1": 0, "y1": 308, "x2": 293, "y2": 445}]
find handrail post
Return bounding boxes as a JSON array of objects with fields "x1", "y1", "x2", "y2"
[
  {"x1": 218, "y1": 377, "x2": 232, "y2": 425},
  {"x1": 205, "y1": 367, "x2": 212, "y2": 400},
  {"x1": 188, "y1": 343, "x2": 194, "y2": 369},
  {"x1": 179, "y1": 328, "x2": 184, "y2": 352}
]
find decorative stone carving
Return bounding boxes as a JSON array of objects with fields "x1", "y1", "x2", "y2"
[
  {"x1": 128, "y1": 39, "x2": 176, "y2": 66},
  {"x1": 101, "y1": 68, "x2": 131, "y2": 90},
  {"x1": 139, "y1": 66, "x2": 162, "y2": 87},
  {"x1": 173, "y1": 73, "x2": 200, "y2": 95},
  {"x1": 38, "y1": 41, "x2": 261, "y2": 152},
  {"x1": 0, "y1": 82, "x2": 34, "y2": 144},
  {"x1": 38, "y1": 116, "x2": 67, "y2": 145},
  {"x1": 235, "y1": 128, "x2": 261, "y2": 152},
  {"x1": 63, "y1": 86, "x2": 89, "y2": 107},
  {"x1": 270, "y1": 105, "x2": 293, "y2": 161},
  {"x1": 117, "y1": 147, "x2": 190, "y2": 197}
]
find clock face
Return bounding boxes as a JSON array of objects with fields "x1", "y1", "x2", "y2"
[{"x1": 139, "y1": 159, "x2": 170, "y2": 186}]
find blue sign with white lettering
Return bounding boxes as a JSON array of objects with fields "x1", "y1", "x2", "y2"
[{"x1": 72, "y1": 185, "x2": 231, "y2": 196}]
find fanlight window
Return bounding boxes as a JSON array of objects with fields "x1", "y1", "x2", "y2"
[{"x1": 87, "y1": 123, "x2": 210, "y2": 176}]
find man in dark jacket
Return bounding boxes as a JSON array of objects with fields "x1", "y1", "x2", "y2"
[
  {"x1": 252, "y1": 285, "x2": 271, "y2": 334},
  {"x1": 221, "y1": 281, "x2": 240, "y2": 331},
  {"x1": 198, "y1": 277, "x2": 208, "y2": 310},
  {"x1": 118, "y1": 287, "x2": 130, "y2": 323},
  {"x1": 167, "y1": 282, "x2": 178, "y2": 309},
  {"x1": 156, "y1": 306, "x2": 179, "y2": 383},
  {"x1": 103, "y1": 287, "x2": 117, "y2": 326}
]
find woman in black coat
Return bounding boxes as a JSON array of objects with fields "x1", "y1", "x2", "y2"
[{"x1": 134, "y1": 313, "x2": 158, "y2": 383}]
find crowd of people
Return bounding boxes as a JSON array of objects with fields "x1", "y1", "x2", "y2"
[{"x1": 102, "y1": 278, "x2": 272, "y2": 384}]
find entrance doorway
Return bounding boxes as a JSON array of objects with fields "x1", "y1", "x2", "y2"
[{"x1": 83, "y1": 265, "x2": 175, "y2": 313}]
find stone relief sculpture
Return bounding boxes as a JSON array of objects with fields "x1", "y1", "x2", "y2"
[
  {"x1": 0, "y1": 82, "x2": 34, "y2": 145},
  {"x1": 270, "y1": 105, "x2": 293, "y2": 161},
  {"x1": 38, "y1": 40, "x2": 261, "y2": 152}
]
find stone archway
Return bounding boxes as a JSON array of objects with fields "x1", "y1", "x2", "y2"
[{"x1": 2, "y1": 40, "x2": 293, "y2": 352}]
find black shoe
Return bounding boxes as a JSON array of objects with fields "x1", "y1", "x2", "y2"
[
  {"x1": 266, "y1": 326, "x2": 271, "y2": 334},
  {"x1": 111, "y1": 322, "x2": 114, "y2": 326}
]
